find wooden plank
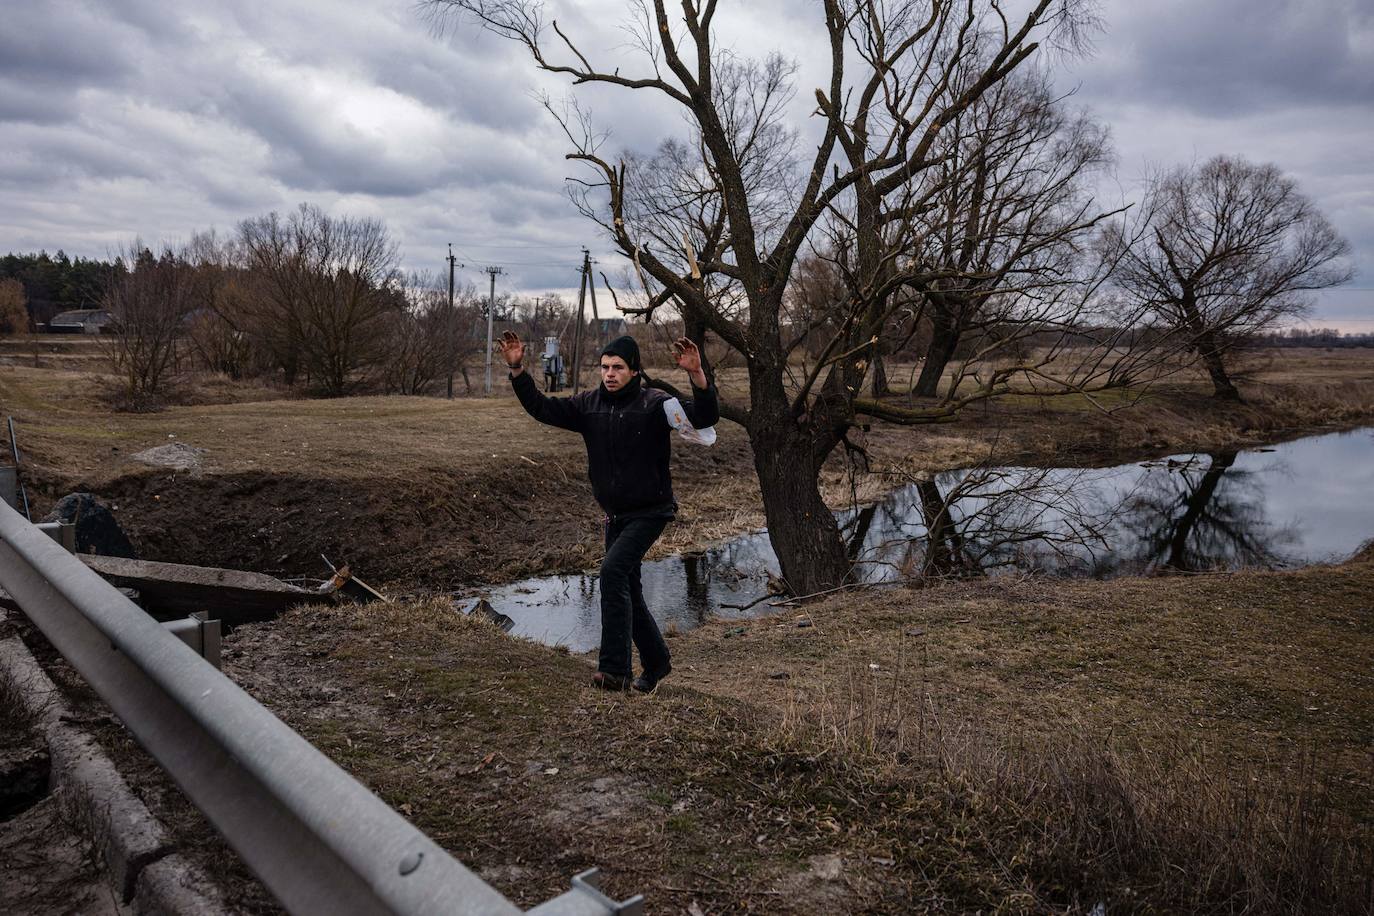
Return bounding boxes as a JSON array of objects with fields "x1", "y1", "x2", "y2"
[{"x1": 78, "y1": 555, "x2": 326, "y2": 625}]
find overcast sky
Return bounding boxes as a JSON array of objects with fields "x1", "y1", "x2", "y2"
[{"x1": 2, "y1": 0, "x2": 1371, "y2": 329}]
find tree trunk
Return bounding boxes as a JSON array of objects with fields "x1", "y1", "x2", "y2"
[
  {"x1": 1199, "y1": 337, "x2": 1241, "y2": 401},
  {"x1": 1180, "y1": 292, "x2": 1242, "y2": 401},
  {"x1": 917, "y1": 478, "x2": 968, "y2": 576},
  {"x1": 748, "y1": 420, "x2": 851, "y2": 595},
  {"x1": 845, "y1": 505, "x2": 878, "y2": 562},
  {"x1": 1164, "y1": 451, "x2": 1237, "y2": 571},
  {"x1": 914, "y1": 313, "x2": 960, "y2": 398},
  {"x1": 869, "y1": 353, "x2": 889, "y2": 398}
]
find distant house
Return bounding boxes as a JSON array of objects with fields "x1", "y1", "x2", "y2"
[
  {"x1": 45, "y1": 308, "x2": 114, "y2": 334},
  {"x1": 595, "y1": 318, "x2": 628, "y2": 339}
]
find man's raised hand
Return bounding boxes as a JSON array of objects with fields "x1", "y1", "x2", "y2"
[
  {"x1": 672, "y1": 337, "x2": 708, "y2": 388},
  {"x1": 672, "y1": 337, "x2": 702, "y2": 372},
  {"x1": 497, "y1": 330, "x2": 525, "y2": 371}
]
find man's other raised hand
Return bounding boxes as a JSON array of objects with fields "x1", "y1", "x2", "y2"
[{"x1": 497, "y1": 330, "x2": 525, "y2": 375}]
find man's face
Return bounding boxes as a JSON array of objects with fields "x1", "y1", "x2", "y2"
[{"x1": 600, "y1": 356, "x2": 636, "y2": 391}]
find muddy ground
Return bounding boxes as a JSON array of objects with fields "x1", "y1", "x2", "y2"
[{"x1": 8, "y1": 549, "x2": 1372, "y2": 914}]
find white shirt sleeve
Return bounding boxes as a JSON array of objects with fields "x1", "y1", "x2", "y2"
[{"x1": 664, "y1": 397, "x2": 716, "y2": 446}]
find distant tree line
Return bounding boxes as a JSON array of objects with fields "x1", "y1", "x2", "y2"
[
  {"x1": 0, "y1": 205, "x2": 595, "y2": 407},
  {"x1": 1248, "y1": 327, "x2": 1374, "y2": 348},
  {"x1": 92, "y1": 205, "x2": 488, "y2": 404},
  {"x1": 0, "y1": 250, "x2": 116, "y2": 327}
]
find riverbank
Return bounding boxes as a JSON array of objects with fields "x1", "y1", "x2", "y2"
[
  {"x1": 5, "y1": 348, "x2": 1372, "y2": 911},
  {"x1": 22, "y1": 544, "x2": 1370, "y2": 914},
  {"x1": 3, "y1": 348, "x2": 1374, "y2": 588}
]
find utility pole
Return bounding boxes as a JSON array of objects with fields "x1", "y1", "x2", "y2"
[
  {"x1": 570, "y1": 250, "x2": 590, "y2": 393},
  {"x1": 446, "y1": 244, "x2": 462, "y2": 399},
  {"x1": 587, "y1": 257, "x2": 601, "y2": 343},
  {"x1": 483, "y1": 266, "x2": 503, "y2": 394}
]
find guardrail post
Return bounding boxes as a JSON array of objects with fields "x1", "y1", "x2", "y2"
[
  {"x1": 36, "y1": 520, "x2": 77, "y2": 553},
  {"x1": 0, "y1": 465, "x2": 15, "y2": 510},
  {"x1": 161, "y1": 612, "x2": 222, "y2": 669}
]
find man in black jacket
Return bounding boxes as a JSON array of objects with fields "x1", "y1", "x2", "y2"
[{"x1": 497, "y1": 330, "x2": 719, "y2": 692}]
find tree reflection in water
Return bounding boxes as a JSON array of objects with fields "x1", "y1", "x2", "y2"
[
  {"x1": 846, "y1": 451, "x2": 1302, "y2": 581},
  {"x1": 845, "y1": 466, "x2": 1119, "y2": 581},
  {"x1": 1097, "y1": 452, "x2": 1299, "y2": 576}
]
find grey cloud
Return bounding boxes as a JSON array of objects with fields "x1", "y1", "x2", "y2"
[
  {"x1": 214, "y1": 1, "x2": 545, "y2": 131},
  {"x1": 1075, "y1": 0, "x2": 1374, "y2": 115},
  {"x1": 0, "y1": 126, "x2": 158, "y2": 185},
  {"x1": 0, "y1": 0, "x2": 1368, "y2": 330},
  {"x1": 0, "y1": 1, "x2": 142, "y2": 95},
  {"x1": 0, "y1": 77, "x2": 75, "y2": 125}
]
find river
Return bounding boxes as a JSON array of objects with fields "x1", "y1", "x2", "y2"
[{"x1": 469, "y1": 426, "x2": 1374, "y2": 652}]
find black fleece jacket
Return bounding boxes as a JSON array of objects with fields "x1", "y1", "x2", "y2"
[{"x1": 510, "y1": 370, "x2": 719, "y2": 517}]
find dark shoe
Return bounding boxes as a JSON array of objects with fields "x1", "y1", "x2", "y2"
[
  {"x1": 591, "y1": 671, "x2": 632, "y2": 691},
  {"x1": 632, "y1": 662, "x2": 672, "y2": 693}
]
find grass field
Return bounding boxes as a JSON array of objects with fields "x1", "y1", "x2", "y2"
[
  {"x1": 3, "y1": 343, "x2": 1374, "y2": 912},
  {"x1": 4, "y1": 344, "x2": 1374, "y2": 586}
]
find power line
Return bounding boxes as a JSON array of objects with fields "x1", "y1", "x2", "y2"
[
  {"x1": 450, "y1": 247, "x2": 576, "y2": 269},
  {"x1": 447, "y1": 241, "x2": 585, "y2": 251}
]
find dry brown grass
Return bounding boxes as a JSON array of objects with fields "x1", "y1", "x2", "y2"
[
  {"x1": 3, "y1": 348, "x2": 1373, "y2": 589},
  {"x1": 16, "y1": 544, "x2": 1369, "y2": 913},
  {"x1": 765, "y1": 653, "x2": 1373, "y2": 913},
  {"x1": 657, "y1": 548, "x2": 1374, "y2": 910}
]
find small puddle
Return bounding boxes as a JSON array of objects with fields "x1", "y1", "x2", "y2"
[{"x1": 470, "y1": 427, "x2": 1374, "y2": 652}]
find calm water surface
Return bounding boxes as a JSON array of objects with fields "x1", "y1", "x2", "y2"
[{"x1": 470, "y1": 427, "x2": 1374, "y2": 652}]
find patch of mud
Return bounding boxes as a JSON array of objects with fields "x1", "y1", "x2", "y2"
[
  {"x1": 538, "y1": 774, "x2": 649, "y2": 832},
  {"x1": 131, "y1": 441, "x2": 207, "y2": 472},
  {"x1": 768, "y1": 853, "x2": 882, "y2": 914}
]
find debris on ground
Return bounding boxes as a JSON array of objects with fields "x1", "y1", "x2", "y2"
[
  {"x1": 41, "y1": 493, "x2": 137, "y2": 558},
  {"x1": 470, "y1": 598, "x2": 515, "y2": 632},
  {"x1": 130, "y1": 442, "x2": 207, "y2": 472}
]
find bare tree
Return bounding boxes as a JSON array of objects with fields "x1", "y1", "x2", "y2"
[
  {"x1": 181, "y1": 231, "x2": 255, "y2": 379},
  {"x1": 1105, "y1": 155, "x2": 1352, "y2": 400},
  {"x1": 238, "y1": 204, "x2": 404, "y2": 395},
  {"x1": 381, "y1": 274, "x2": 446, "y2": 395},
  {"x1": 379, "y1": 273, "x2": 488, "y2": 395},
  {"x1": 103, "y1": 243, "x2": 200, "y2": 405},
  {"x1": 427, "y1": 0, "x2": 1136, "y2": 594},
  {"x1": 903, "y1": 68, "x2": 1115, "y2": 397}
]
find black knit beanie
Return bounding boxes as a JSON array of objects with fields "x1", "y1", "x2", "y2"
[{"x1": 599, "y1": 335, "x2": 641, "y2": 372}]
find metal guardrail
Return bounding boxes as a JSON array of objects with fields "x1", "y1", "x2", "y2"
[{"x1": 0, "y1": 498, "x2": 641, "y2": 915}]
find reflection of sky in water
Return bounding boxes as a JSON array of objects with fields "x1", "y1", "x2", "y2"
[
  {"x1": 472, "y1": 427, "x2": 1374, "y2": 652},
  {"x1": 479, "y1": 530, "x2": 779, "y2": 652},
  {"x1": 1243, "y1": 429, "x2": 1374, "y2": 561}
]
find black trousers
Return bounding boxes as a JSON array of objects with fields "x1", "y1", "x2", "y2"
[{"x1": 598, "y1": 515, "x2": 671, "y2": 678}]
